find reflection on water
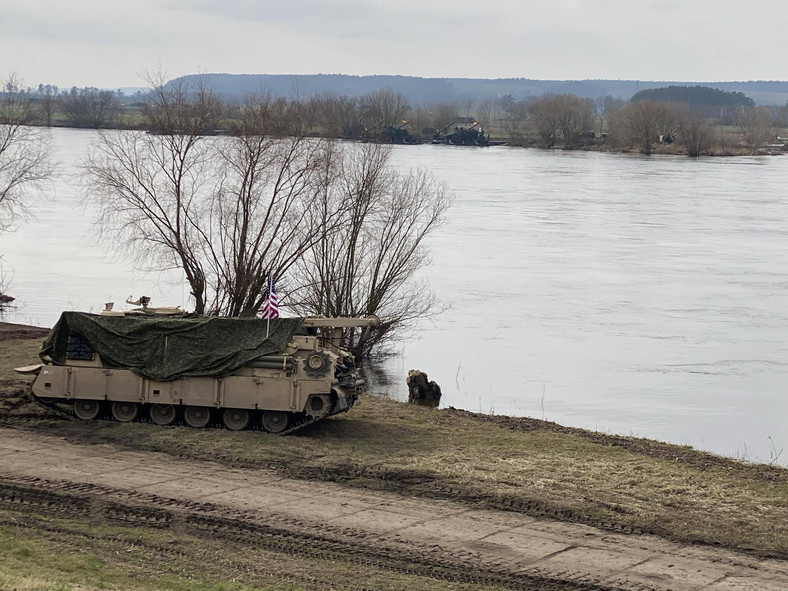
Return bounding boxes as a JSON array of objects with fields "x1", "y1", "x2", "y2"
[{"x1": 2, "y1": 129, "x2": 787, "y2": 464}]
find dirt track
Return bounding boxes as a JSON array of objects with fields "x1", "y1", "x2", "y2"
[
  {"x1": 0, "y1": 322, "x2": 50, "y2": 341},
  {"x1": 1, "y1": 427, "x2": 786, "y2": 590}
]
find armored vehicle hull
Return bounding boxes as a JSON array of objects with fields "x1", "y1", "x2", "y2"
[{"x1": 21, "y1": 312, "x2": 378, "y2": 434}]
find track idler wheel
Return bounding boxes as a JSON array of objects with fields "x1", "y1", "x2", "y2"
[{"x1": 304, "y1": 394, "x2": 332, "y2": 420}]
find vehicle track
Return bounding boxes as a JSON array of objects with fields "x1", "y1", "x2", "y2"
[
  {"x1": 1, "y1": 428, "x2": 786, "y2": 591},
  {"x1": 0, "y1": 479, "x2": 618, "y2": 591}
]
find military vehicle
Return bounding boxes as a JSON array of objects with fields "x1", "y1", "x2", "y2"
[
  {"x1": 365, "y1": 119, "x2": 418, "y2": 144},
  {"x1": 16, "y1": 305, "x2": 379, "y2": 435},
  {"x1": 432, "y1": 120, "x2": 490, "y2": 146},
  {"x1": 383, "y1": 120, "x2": 418, "y2": 144}
]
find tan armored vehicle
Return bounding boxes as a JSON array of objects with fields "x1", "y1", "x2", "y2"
[{"x1": 17, "y1": 308, "x2": 378, "y2": 434}]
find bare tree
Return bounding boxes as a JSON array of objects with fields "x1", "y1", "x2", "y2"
[
  {"x1": 204, "y1": 103, "x2": 343, "y2": 316},
  {"x1": 776, "y1": 101, "x2": 788, "y2": 128},
  {"x1": 653, "y1": 102, "x2": 680, "y2": 143},
  {"x1": 36, "y1": 84, "x2": 58, "y2": 126},
  {"x1": 526, "y1": 94, "x2": 595, "y2": 149},
  {"x1": 737, "y1": 106, "x2": 774, "y2": 153},
  {"x1": 58, "y1": 86, "x2": 118, "y2": 128},
  {"x1": 225, "y1": 93, "x2": 311, "y2": 139},
  {"x1": 0, "y1": 74, "x2": 53, "y2": 232},
  {"x1": 552, "y1": 94, "x2": 594, "y2": 148},
  {"x1": 476, "y1": 98, "x2": 498, "y2": 131},
  {"x1": 528, "y1": 96, "x2": 560, "y2": 147},
  {"x1": 433, "y1": 102, "x2": 460, "y2": 129},
  {"x1": 678, "y1": 107, "x2": 712, "y2": 158},
  {"x1": 360, "y1": 87, "x2": 410, "y2": 126},
  {"x1": 88, "y1": 79, "x2": 451, "y2": 354},
  {"x1": 291, "y1": 143, "x2": 451, "y2": 358},
  {"x1": 613, "y1": 100, "x2": 676, "y2": 155},
  {"x1": 716, "y1": 125, "x2": 732, "y2": 155},
  {"x1": 598, "y1": 95, "x2": 626, "y2": 117},
  {"x1": 86, "y1": 79, "x2": 224, "y2": 313},
  {"x1": 310, "y1": 93, "x2": 362, "y2": 138},
  {"x1": 501, "y1": 98, "x2": 532, "y2": 147},
  {"x1": 87, "y1": 81, "x2": 342, "y2": 319}
]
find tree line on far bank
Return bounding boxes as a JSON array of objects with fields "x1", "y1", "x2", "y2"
[
  {"x1": 504, "y1": 86, "x2": 783, "y2": 157},
  {"x1": 4, "y1": 74, "x2": 788, "y2": 158}
]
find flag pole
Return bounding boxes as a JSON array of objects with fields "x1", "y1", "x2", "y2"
[{"x1": 266, "y1": 275, "x2": 272, "y2": 339}]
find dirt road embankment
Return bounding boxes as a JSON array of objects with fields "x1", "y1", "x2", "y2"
[
  {"x1": 2, "y1": 329, "x2": 787, "y2": 589},
  {"x1": 1, "y1": 427, "x2": 786, "y2": 591}
]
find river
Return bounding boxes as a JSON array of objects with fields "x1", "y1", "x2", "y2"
[{"x1": 2, "y1": 128, "x2": 787, "y2": 465}]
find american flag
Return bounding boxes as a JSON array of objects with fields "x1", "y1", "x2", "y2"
[{"x1": 260, "y1": 278, "x2": 279, "y2": 319}]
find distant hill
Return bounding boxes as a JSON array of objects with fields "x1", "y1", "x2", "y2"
[
  {"x1": 169, "y1": 74, "x2": 788, "y2": 106},
  {"x1": 631, "y1": 85, "x2": 754, "y2": 107}
]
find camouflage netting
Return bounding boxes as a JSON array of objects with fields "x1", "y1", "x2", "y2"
[{"x1": 40, "y1": 312, "x2": 304, "y2": 381}]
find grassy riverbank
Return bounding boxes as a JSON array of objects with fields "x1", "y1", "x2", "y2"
[{"x1": 2, "y1": 335, "x2": 787, "y2": 561}]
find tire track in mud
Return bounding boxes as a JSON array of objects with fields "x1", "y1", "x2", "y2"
[{"x1": 0, "y1": 478, "x2": 629, "y2": 591}]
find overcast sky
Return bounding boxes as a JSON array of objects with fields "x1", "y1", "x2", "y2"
[{"x1": 2, "y1": 0, "x2": 786, "y2": 89}]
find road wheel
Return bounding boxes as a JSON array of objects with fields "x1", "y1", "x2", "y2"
[
  {"x1": 112, "y1": 401, "x2": 139, "y2": 422},
  {"x1": 222, "y1": 408, "x2": 250, "y2": 431},
  {"x1": 73, "y1": 399, "x2": 101, "y2": 420},
  {"x1": 184, "y1": 406, "x2": 211, "y2": 428},
  {"x1": 149, "y1": 404, "x2": 177, "y2": 426},
  {"x1": 261, "y1": 410, "x2": 289, "y2": 434}
]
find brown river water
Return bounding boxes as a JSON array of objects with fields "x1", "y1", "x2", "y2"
[{"x1": 2, "y1": 128, "x2": 787, "y2": 464}]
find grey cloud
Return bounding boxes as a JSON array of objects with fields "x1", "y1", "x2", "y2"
[{"x1": 161, "y1": 0, "x2": 500, "y2": 41}]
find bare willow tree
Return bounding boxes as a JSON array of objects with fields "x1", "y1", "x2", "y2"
[
  {"x1": 58, "y1": 86, "x2": 118, "y2": 129},
  {"x1": 86, "y1": 81, "x2": 342, "y2": 317},
  {"x1": 86, "y1": 79, "x2": 224, "y2": 313},
  {"x1": 678, "y1": 107, "x2": 712, "y2": 158},
  {"x1": 291, "y1": 143, "x2": 451, "y2": 358},
  {"x1": 310, "y1": 93, "x2": 362, "y2": 138},
  {"x1": 0, "y1": 74, "x2": 53, "y2": 232},
  {"x1": 625, "y1": 100, "x2": 660, "y2": 155},
  {"x1": 360, "y1": 87, "x2": 410, "y2": 126},
  {"x1": 526, "y1": 94, "x2": 594, "y2": 148},
  {"x1": 203, "y1": 101, "x2": 343, "y2": 316},
  {"x1": 553, "y1": 94, "x2": 594, "y2": 148},
  {"x1": 36, "y1": 84, "x2": 58, "y2": 127},
  {"x1": 528, "y1": 96, "x2": 560, "y2": 147},
  {"x1": 737, "y1": 106, "x2": 774, "y2": 153},
  {"x1": 87, "y1": 79, "x2": 451, "y2": 354},
  {"x1": 611, "y1": 100, "x2": 677, "y2": 155}
]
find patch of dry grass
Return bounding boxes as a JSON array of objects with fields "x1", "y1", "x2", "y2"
[
  {"x1": 0, "y1": 511, "x2": 510, "y2": 591},
  {"x1": 0, "y1": 338, "x2": 40, "y2": 381}
]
